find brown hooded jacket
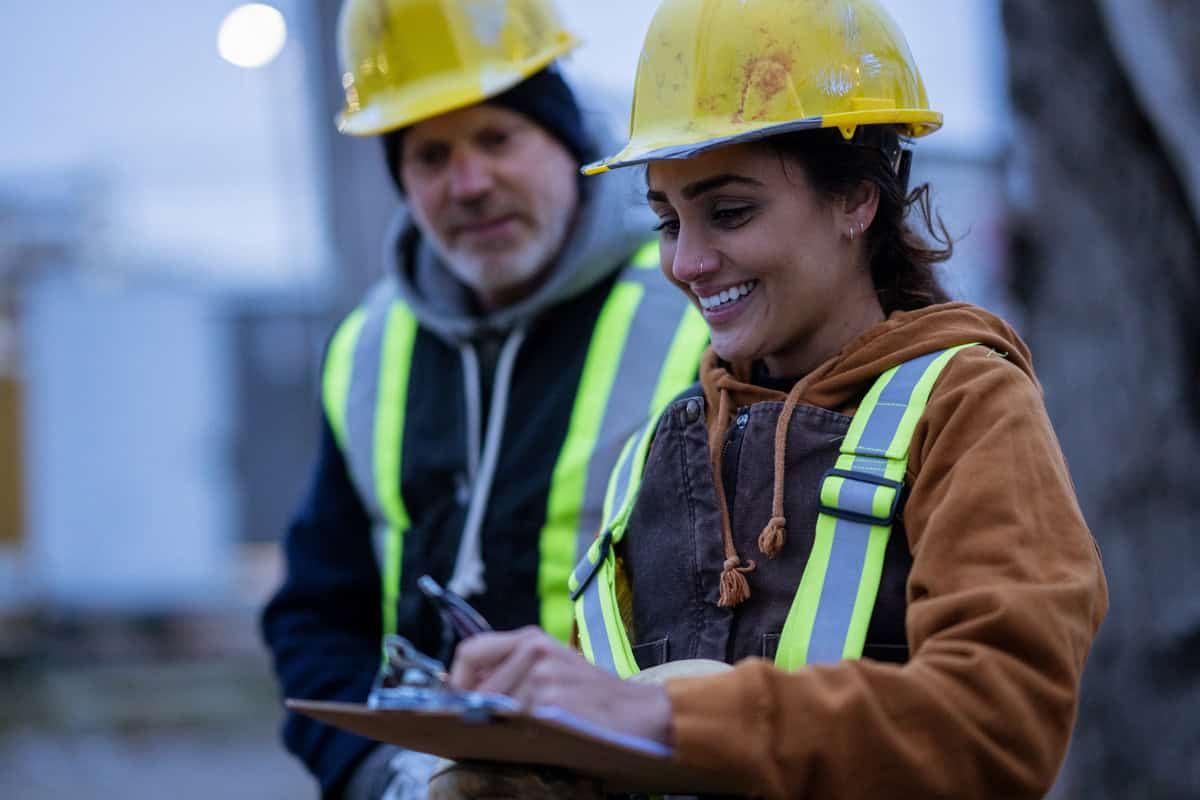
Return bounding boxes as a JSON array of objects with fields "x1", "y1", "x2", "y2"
[{"x1": 662, "y1": 302, "x2": 1108, "y2": 799}]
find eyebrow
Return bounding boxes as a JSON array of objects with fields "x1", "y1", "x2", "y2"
[{"x1": 646, "y1": 173, "x2": 764, "y2": 204}]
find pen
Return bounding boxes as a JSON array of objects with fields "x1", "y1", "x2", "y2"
[{"x1": 418, "y1": 574, "x2": 493, "y2": 639}]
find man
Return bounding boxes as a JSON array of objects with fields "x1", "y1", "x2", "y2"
[{"x1": 260, "y1": 1, "x2": 706, "y2": 798}]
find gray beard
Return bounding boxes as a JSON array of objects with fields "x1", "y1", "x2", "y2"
[{"x1": 432, "y1": 212, "x2": 572, "y2": 308}]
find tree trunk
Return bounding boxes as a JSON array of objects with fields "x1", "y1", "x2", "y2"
[{"x1": 1001, "y1": 1, "x2": 1200, "y2": 797}]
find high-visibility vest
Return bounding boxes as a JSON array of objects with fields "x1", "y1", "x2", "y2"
[
  {"x1": 571, "y1": 345, "x2": 976, "y2": 676},
  {"x1": 321, "y1": 242, "x2": 708, "y2": 642}
]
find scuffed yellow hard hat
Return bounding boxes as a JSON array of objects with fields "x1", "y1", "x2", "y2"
[
  {"x1": 336, "y1": 0, "x2": 579, "y2": 136},
  {"x1": 585, "y1": 0, "x2": 941, "y2": 174}
]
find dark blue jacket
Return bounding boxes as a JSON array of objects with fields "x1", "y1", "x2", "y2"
[{"x1": 261, "y1": 273, "x2": 629, "y2": 797}]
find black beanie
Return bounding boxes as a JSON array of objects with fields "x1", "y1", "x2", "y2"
[{"x1": 383, "y1": 66, "x2": 592, "y2": 194}]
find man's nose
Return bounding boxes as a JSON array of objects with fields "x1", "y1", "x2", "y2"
[{"x1": 447, "y1": 150, "x2": 495, "y2": 201}]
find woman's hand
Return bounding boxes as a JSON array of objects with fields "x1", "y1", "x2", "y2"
[{"x1": 448, "y1": 626, "x2": 674, "y2": 746}]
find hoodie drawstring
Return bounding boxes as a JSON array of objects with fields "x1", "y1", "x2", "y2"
[
  {"x1": 707, "y1": 369, "x2": 807, "y2": 606},
  {"x1": 709, "y1": 380, "x2": 756, "y2": 607},
  {"x1": 447, "y1": 327, "x2": 527, "y2": 599},
  {"x1": 757, "y1": 381, "x2": 805, "y2": 559}
]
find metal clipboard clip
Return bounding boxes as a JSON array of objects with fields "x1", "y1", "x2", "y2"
[
  {"x1": 367, "y1": 576, "x2": 516, "y2": 721},
  {"x1": 367, "y1": 634, "x2": 518, "y2": 720}
]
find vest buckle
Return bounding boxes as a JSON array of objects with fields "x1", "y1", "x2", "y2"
[
  {"x1": 817, "y1": 468, "x2": 904, "y2": 527},
  {"x1": 569, "y1": 528, "x2": 613, "y2": 601}
]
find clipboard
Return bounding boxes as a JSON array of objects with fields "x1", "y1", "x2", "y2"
[{"x1": 286, "y1": 698, "x2": 741, "y2": 795}]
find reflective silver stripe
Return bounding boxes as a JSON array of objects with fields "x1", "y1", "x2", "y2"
[
  {"x1": 570, "y1": 267, "x2": 699, "y2": 565},
  {"x1": 806, "y1": 515, "x2": 876, "y2": 663},
  {"x1": 569, "y1": 414, "x2": 652, "y2": 601},
  {"x1": 570, "y1": 535, "x2": 604, "y2": 593},
  {"x1": 543, "y1": 259, "x2": 704, "y2": 642},
  {"x1": 580, "y1": 566, "x2": 619, "y2": 674},
  {"x1": 343, "y1": 279, "x2": 402, "y2": 522},
  {"x1": 571, "y1": 413, "x2": 662, "y2": 676},
  {"x1": 602, "y1": 432, "x2": 642, "y2": 541},
  {"x1": 852, "y1": 349, "x2": 948, "y2": 459},
  {"x1": 834, "y1": 461, "x2": 891, "y2": 515},
  {"x1": 572, "y1": 526, "x2": 637, "y2": 678},
  {"x1": 609, "y1": 417, "x2": 658, "y2": 543},
  {"x1": 805, "y1": 350, "x2": 955, "y2": 664}
]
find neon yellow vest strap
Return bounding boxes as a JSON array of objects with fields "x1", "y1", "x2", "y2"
[
  {"x1": 573, "y1": 344, "x2": 976, "y2": 675},
  {"x1": 539, "y1": 241, "x2": 707, "y2": 642},
  {"x1": 321, "y1": 296, "x2": 419, "y2": 637},
  {"x1": 323, "y1": 309, "x2": 366, "y2": 452},
  {"x1": 775, "y1": 344, "x2": 976, "y2": 667},
  {"x1": 569, "y1": 415, "x2": 659, "y2": 677}
]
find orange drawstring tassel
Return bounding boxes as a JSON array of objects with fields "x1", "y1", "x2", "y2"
[
  {"x1": 758, "y1": 516, "x2": 787, "y2": 558},
  {"x1": 718, "y1": 557, "x2": 755, "y2": 607}
]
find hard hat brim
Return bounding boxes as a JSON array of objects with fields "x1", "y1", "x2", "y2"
[
  {"x1": 583, "y1": 109, "x2": 943, "y2": 176},
  {"x1": 337, "y1": 36, "x2": 579, "y2": 137}
]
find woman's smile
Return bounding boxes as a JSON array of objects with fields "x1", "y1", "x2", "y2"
[{"x1": 695, "y1": 279, "x2": 760, "y2": 319}]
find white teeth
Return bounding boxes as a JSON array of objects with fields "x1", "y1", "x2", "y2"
[{"x1": 699, "y1": 280, "x2": 758, "y2": 310}]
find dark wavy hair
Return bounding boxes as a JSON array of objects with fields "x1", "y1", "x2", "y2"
[{"x1": 766, "y1": 128, "x2": 952, "y2": 314}]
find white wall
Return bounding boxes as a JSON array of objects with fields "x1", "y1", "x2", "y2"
[{"x1": 20, "y1": 272, "x2": 237, "y2": 609}]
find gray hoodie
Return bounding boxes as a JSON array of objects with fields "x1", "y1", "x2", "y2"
[{"x1": 373, "y1": 111, "x2": 657, "y2": 599}]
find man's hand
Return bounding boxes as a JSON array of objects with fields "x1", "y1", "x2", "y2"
[{"x1": 448, "y1": 626, "x2": 674, "y2": 746}]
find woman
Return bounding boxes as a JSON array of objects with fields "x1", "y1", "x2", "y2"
[{"x1": 446, "y1": 1, "x2": 1107, "y2": 797}]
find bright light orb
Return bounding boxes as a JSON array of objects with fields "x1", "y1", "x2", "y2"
[{"x1": 218, "y1": 4, "x2": 288, "y2": 69}]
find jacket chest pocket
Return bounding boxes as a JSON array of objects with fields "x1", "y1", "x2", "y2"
[{"x1": 632, "y1": 637, "x2": 669, "y2": 670}]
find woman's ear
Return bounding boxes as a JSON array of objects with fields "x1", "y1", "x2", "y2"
[{"x1": 840, "y1": 180, "x2": 880, "y2": 232}]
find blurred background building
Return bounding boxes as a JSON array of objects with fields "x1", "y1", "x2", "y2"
[{"x1": 0, "y1": 1, "x2": 1193, "y2": 798}]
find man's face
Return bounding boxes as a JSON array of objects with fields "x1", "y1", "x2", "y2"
[{"x1": 400, "y1": 104, "x2": 581, "y2": 311}]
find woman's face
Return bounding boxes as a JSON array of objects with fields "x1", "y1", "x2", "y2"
[{"x1": 647, "y1": 142, "x2": 881, "y2": 377}]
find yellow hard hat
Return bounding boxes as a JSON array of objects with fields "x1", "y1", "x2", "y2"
[
  {"x1": 336, "y1": 0, "x2": 579, "y2": 136},
  {"x1": 585, "y1": 0, "x2": 941, "y2": 174}
]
